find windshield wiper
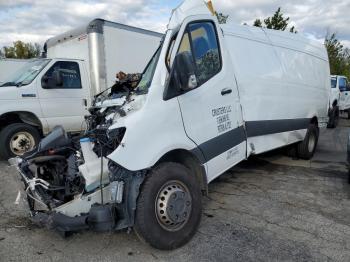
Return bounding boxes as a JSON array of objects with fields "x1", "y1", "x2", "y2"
[{"x1": 0, "y1": 82, "x2": 17, "y2": 87}]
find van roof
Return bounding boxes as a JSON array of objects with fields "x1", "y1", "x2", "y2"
[
  {"x1": 220, "y1": 23, "x2": 328, "y2": 61},
  {"x1": 45, "y1": 18, "x2": 164, "y2": 49}
]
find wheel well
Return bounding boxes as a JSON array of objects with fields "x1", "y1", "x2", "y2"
[
  {"x1": 157, "y1": 149, "x2": 208, "y2": 194},
  {"x1": 0, "y1": 112, "x2": 42, "y2": 133},
  {"x1": 310, "y1": 116, "x2": 318, "y2": 129}
]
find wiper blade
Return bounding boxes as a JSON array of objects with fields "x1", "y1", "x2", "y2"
[{"x1": 0, "y1": 82, "x2": 17, "y2": 87}]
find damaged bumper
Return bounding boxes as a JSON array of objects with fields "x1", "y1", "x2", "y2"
[{"x1": 9, "y1": 155, "x2": 146, "y2": 234}]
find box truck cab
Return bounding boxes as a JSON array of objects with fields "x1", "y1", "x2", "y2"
[
  {"x1": 0, "y1": 19, "x2": 162, "y2": 159},
  {"x1": 12, "y1": 0, "x2": 330, "y2": 250}
]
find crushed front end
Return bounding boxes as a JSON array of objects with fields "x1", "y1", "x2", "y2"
[{"x1": 9, "y1": 90, "x2": 147, "y2": 235}]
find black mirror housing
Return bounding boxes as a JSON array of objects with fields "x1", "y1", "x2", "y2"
[
  {"x1": 163, "y1": 51, "x2": 197, "y2": 100},
  {"x1": 53, "y1": 70, "x2": 63, "y2": 86}
]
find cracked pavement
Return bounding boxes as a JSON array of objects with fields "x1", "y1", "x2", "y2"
[{"x1": 0, "y1": 119, "x2": 349, "y2": 262}]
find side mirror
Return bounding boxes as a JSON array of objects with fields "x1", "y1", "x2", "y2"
[
  {"x1": 53, "y1": 70, "x2": 63, "y2": 86},
  {"x1": 163, "y1": 51, "x2": 198, "y2": 100}
]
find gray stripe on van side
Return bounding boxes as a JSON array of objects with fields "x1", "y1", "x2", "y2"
[
  {"x1": 191, "y1": 126, "x2": 246, "y2": 163},
  {"x1": 246, "y1": 118, "x2": 310, "y2": 137},
  {"x1": 190, "y1": 118, "x2": 311, "y2": 164}
]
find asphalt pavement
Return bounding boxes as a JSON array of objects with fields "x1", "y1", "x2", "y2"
[{"x1": 0, "y1": 119, "x2": 349, "y2": 262}]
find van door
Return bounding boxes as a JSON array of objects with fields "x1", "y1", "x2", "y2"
[
  {"x1": 339, "y1": 77, "x2": 350, "y2": 110},
  {"x1": 37, "y1": 60, "x2": 90, "y2": 132},
  {"x1": 173, "y1": 20, "x2": 246, "y2": 181}
]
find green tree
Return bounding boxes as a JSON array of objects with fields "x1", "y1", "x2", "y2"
[
  {"x1": 253, "y1": 7, "x2": 297, "y2": 33},
  {"x1": 325, "y1": 33, "x2": 350, "y2": 79},
  {"x1": 215, "y1": 12, "x2": 229, "y2": 24},
  {"x1": 2, "y1": 41, "x2": 41, "y2": 59}
]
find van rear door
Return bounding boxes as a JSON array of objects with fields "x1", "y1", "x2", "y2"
[{"x1": 173, "y1": 20, "x2": 246, "y2": 181}]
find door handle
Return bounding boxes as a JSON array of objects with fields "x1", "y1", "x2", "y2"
[
  {"x1": 83, "y1": 99, "x2": 87, "y2": 107},
  {"x1": 221, "y1": 88, "x2": 232, "y2": 96}
]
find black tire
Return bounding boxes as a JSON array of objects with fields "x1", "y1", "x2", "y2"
[
  {"x1": 327, "y1": 106, "x2": 339, "y2": 128},
  {"x1": 348, "y1": 109, "x2": 350, "y2": 120},
  {"x1": 134, "y1": 162, "x2": 202, "y2": 250},
  {"x1": 297, "y1": 124, "x2": 319, "y2": 160},
  {"x1": 0, "y1": 123, "x2": 41, "y2": 159}
]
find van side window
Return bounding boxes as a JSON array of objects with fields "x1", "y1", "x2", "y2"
[
  {"x1": 339, "y1": 78, "x2": 347, "y2": 91},
  {"x1": 42, "y1": 61, "x2": 82, "y2": 89},
  {"x1": 188, "y1": 22, "x2": 221, "y2": 85}
]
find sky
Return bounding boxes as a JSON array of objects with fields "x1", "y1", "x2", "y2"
[{"x1": 0, "y1": 0, "x2": 349, "y2": 49}]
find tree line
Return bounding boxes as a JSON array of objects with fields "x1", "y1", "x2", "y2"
[
  {"x1": 1, "y1": 9, "x2": 349, "y2": 79},
  {"x1": 0, "y1": 40, "x2": 41, "y2": 59}
]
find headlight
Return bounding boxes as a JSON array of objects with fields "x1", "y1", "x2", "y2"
[{"x1": 107, "y1": 127, "x2": 126, "y2": 144}]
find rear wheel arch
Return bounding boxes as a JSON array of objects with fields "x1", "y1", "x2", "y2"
[
  {"x1": 332, "y1": 99, "x2": 338, "y2": 107},
  {"x1": 156, "y1": 149, "x2": 208, "y2": 194},
  {"x1": 310, "y1": 116, "x2": 318, "y2": 128}
]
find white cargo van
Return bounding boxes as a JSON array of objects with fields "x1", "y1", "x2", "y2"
[
  {"x1": 328, "y1": 75, "x2": 342, "y2": 127},
  {"x1": 0, "y1": 19, "x2": 162, "y2": 158},
  {"x1": 11, "y1": 0, "x2": 330, "y2": 250},
  {"x1": 331, "y1": 75, "x2": 350, "y2": 119},
  {"x1": 0, "y1": 59, "x2": 30, "y2": 85}
]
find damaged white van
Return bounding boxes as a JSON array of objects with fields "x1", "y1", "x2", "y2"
[{"x1": 11, "y1": 0, "x2": 330, "y2": 250}]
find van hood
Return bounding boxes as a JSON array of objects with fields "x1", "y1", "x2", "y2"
[
  {"x1": 0, "y1": 86, "x2": 20, "y2": 100},
  {"x1": 167, "y1": 0, "x2": 213, "y2": 30}
]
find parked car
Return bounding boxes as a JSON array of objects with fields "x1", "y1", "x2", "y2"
[
  {"x1": 10, "y1": 0, "x2": 330, "y2": 250},
  {"x1": 0, "y1": 18, "x2": 162, "y2": 159}
]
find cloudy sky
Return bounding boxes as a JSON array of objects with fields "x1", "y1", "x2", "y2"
[{"x1": 0, "y1": 0, "x2": 349, "y2": 49}]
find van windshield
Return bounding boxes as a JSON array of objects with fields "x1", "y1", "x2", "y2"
[
  {"x1": 331, "y1": 77, "x2": 337, "y2": 88},
  {"x1": 0, "y1": 59, "x2": 51, "y2": 87},
  {"x1": 135, "y1": 45, "x2": 162, "y2": 94}
]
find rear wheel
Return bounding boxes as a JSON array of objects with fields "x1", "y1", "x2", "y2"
[
  {"x1": 297, "y1": 124, "x2": 319, "y2": 160},
  {"x1": 0, "y1": 123, "x2": 41, "y2": 159},
  {"x1": 134, "y1": 162, "x2": 202, "y2": 250},
  {"x1": 327, "y1": 106, "x2": 339, "y2": 128}
]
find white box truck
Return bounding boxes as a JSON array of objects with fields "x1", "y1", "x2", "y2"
[
  {"x1": 11, "y1": 0, "x2": 330, "y2": 250},
  {"x1": 0, "y1": 19, "x2": 162, "y2": 158},
  {"x1": 0, "y1": 59, "x2": 30, "y2": 85}
]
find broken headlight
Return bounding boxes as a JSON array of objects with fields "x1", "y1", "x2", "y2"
[{"x1": 107, "y1": 127, "x2": 126, "y2": 144}]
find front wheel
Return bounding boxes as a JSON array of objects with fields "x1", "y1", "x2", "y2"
[
  {"x1": 134, "y1": 162, "x2": 202, "y2": 250},
  {"x1": 297, "y1": 124, "x2": 319, "y2": 160},
  {"x1": 0, "y1": 123, "x2": 41, "y2": 159}
]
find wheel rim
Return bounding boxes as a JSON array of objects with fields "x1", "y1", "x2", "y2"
[
  {"x1": 155, "y1": 180, "x2": 192, "y2": 232},
  {"x1": 308, "y1": 132, "x2": 316, "y2": 153},
  {"x1": 9, "y1": 131, "x2": 35, "y2": 156}
]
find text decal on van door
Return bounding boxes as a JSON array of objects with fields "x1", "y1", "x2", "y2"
[{"x1": 212, "y1": 106, "x2": 232, "y2": 134}]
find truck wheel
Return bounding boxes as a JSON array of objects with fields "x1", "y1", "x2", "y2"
[
  {"x1": 327, "y1": 107, "x2": 339, "y2": 128},
  {"x1": 348, "y1": 109, "x2": 350, "y2": 120},
  {"x1": 0, "y1": 123, "x2": 41, "y2": 159},
  {"x1": 297, "y1": 124, "x2": 318, "y2": 160},
  {"x1": 134, "y1": 162, "x2": 202, "y2": 250}
]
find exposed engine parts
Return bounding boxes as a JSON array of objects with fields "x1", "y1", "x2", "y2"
[{"x1": 10, "y1": 76, "x2": 147, "y2": 235}]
